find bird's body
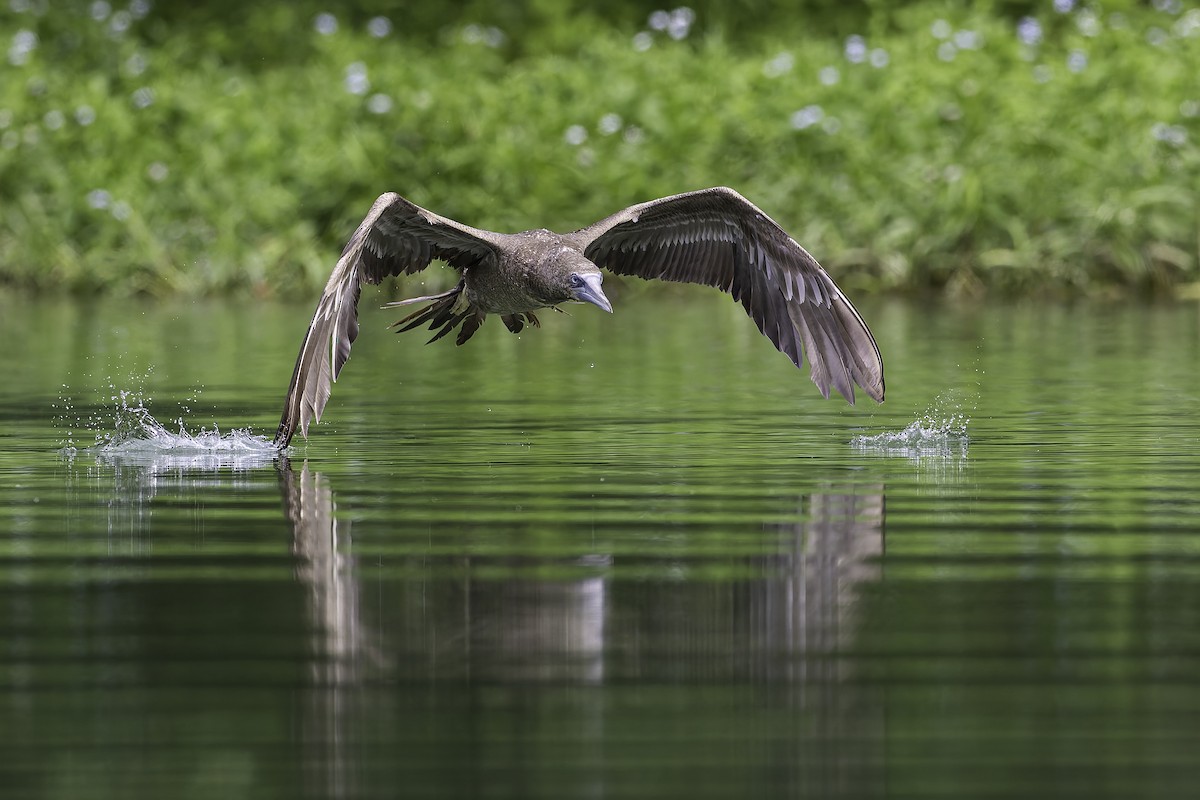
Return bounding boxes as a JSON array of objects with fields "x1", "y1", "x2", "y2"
[
  {"x1": 462, "y1": 229, "x2": 603, "y2": 315},
  {"x1": 274, "y1": 187, "x2": 884, "y2": 447}
]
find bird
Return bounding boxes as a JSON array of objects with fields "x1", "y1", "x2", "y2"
[{"x1": 273, "y1": 186, "x2": 884, "y2": 447}]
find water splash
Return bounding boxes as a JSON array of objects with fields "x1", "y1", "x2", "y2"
[
  {"x1": 851, "y1": 392, "x2": 971, "y2": 462},
  {"x1": 56, "y1": 378, "x2": 278, "y2": 472}
]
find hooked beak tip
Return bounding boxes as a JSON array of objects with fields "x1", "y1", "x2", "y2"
[{"x1": 575, "y1": 274, "x2": 613, "y2": 313}]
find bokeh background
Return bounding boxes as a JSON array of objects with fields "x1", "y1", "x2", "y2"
[{"x1": 1, "y1": 0, "x2": 1198, "y2": 296}]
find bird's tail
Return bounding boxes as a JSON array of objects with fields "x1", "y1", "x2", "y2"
[{"x1": 385, "y1": 280, "x2": 485, "y2": 346}]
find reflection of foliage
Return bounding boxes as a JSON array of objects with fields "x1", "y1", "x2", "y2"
[{"x1": 1, "y1": 2, "x2": 1196, "y2": 296}]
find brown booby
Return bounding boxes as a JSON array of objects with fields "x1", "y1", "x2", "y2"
[{"x1": 275, "y1": 187, "x2": 885, "y2": 447}]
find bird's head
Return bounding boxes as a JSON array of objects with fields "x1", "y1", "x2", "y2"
[
  {"x1": 532, "y1": 245, "x2": 612, "y2": 313},
  {"x1": 566, "y1": 269, "x2": 612, "y2": 313}
]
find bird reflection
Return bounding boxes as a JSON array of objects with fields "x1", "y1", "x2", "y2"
[
  {"x1": 71, "y1": 448, "x2": 888, "y2": 798},
  {"x1": 277, "y1": 465, "x2": 886, "y2": 797},
  {"x1": 760, "y1": 489, "x2": 885, "y2": 675},
  {"x1": 462, "y1": 556, "x2": 610, "y2": 683},
  {"x1": 277, "y1": 458, "x2": 384, "y2": 800},
  {"x1": 277, "y1": 458, "x2": 385, "y2": 677},
  {"x1": 276, "y1": 458, "x2": 609, "y2": 685},
  {"x1": 277, "y1": 463, "x2": 884, "y2": 686}
]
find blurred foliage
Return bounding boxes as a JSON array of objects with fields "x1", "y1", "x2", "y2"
[{"x1": 0, "y1": 0, "x2": 1197, "y2": 297}]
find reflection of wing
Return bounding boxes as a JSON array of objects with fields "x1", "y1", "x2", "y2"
[
  {"x1": 278, "y1": 460, "x2": 390, "y2": 666},
  {"x1": 279, "y1": 458, "x2": 337, "y2": 561},
  {"x1": 275, "y1": 194, "x2": 502, "y2": 447},
  {"x1": 573, "y1": 187, "x2": 884, "y2": 404},
  {"x1": 765, "y1": 488, "x2": 885, "y2": 663},
  {"x1": 277, "y1": 459, "x2": 389, "y2": 799}
]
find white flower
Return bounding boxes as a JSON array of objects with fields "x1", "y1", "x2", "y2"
[
  {"x1": 87, "y1": 189, "x2": 112, "y2": 210},
  {"x1": 564, "y1": 124, "x2": 587, "y2": 146},
  {"x1": 367, "y1": 16, "x2": 392, "y2": 37},
  {"x1": 790, "y1": 105, "x2": 824, "y2": 130},
  {"x1": 598, "y1": 113, "x2": 622, "y2": 135},
  {"x1": 313, "y1": 12, "x2": 337, "y2": 35},
  {"x1": 1017, "y1": 17, "x2": 1043, "y2": 46},
  {"x1": 844, "y1": 35, "x2": 867, "y2": 63},
  {"x1": 344, "y1": 62, "x2": 369, "y2": 95}
]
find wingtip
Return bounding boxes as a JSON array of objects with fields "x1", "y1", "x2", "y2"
[{"x1": 272, "y1": 422, "x2": 295, "y2": 451}]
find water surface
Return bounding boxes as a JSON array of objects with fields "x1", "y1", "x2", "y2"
[{"x1": 2, "y1": 291, "x2": 1199, "y2": 798}]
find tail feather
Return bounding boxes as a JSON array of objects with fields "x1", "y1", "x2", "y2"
[{"x1": 387, "y1": 279, "x2": 488, "y2": 346}]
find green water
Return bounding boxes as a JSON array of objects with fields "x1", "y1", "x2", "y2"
[{"x1": 2, "y1": 291, "x2": 1199, "y2": 798}]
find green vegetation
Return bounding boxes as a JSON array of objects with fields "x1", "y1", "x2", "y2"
[{"x1": 1, "y1": 2, "x2": 1198, "y2": 297}]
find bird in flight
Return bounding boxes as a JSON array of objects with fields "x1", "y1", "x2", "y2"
[{"x1": 274, "y1": 186, "x2": 884, "y2": 447}]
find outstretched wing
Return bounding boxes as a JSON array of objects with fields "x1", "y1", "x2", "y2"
[
  {"x1": 275, "y1": 193, "x2": 501, "y2": 447},
  {"x1": 572, "y1": 186, "x2": 884, "y2": 404}
]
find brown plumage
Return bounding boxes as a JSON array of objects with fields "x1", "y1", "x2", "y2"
[{"x1": 274, "y1": 187, "x2": 885, "y2": 447}]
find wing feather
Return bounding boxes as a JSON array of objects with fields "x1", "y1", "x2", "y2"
[
  {"x1": 274, "y1": 193, "x2": 500, "y2": 447},
  {"x1": 574, "y1": 186, "x2": 884, "y2": 404}
]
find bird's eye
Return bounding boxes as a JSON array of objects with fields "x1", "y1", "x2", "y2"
[{"x1": 569, "y1": 274, "x2": 585, "y2": 288}]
